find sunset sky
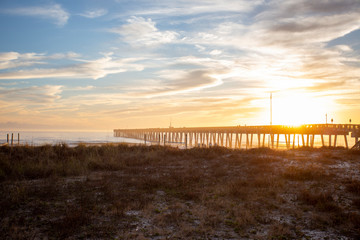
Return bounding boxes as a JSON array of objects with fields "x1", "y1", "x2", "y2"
[{"x1": 0, "y1": 0, "x2": 359, "y2": 131}]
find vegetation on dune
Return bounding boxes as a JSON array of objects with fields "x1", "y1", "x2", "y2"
[{"x1": 0, "y1": 144, "x2": 360, "y2": 239}]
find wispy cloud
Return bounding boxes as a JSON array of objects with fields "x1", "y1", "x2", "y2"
[
  {"x1": 0, "y1": 51, "x2": 79, "y2": 70},
  {"x1": 5, "y1": 4, "x2": 70, "y2": 26},
  {"x1": 79, "y1": 9, "x2": 108, "y2": 18},
  {"x1": 0, "y1": 53, "x2": 144, "y2": 80},
  {"x1": 256, "y1": 0, "x2": 360, "y2": 19},
  {"x1": 110, "y1": 17, "x2": 178, "y2": 46},
  {"x1": 130, "y1": 68, "x2": 228, "y2": 98},
  {"x1": 131, "y1": 0, "x2": 262, "y2": 16},
  {"x1": 0, "y1": 85, "x2": 62, "y2": 103}
]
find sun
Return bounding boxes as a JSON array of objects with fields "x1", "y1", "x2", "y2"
[{"x1": 270, "y1": 91, "x2": 333, "y2": 126}]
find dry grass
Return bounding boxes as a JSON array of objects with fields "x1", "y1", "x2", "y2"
[{"x1": 1, "y1": 144, "x2": 360, "y2": 239}]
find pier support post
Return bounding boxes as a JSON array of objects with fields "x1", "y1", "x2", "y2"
[
  {"x1": 311, "y1": 135, "x2": 315, "y2": 148},
  {"x1": 11, "y1": 133, "x2": 13, "y2": 146},
  {"x1": 239, "y1": 133, "x2": 242, "y2": 149},
  {"x1": 246, "y1": 134, "x2": 249, "y2": 149},
  {"x1": 301, "y1": 134, "x2": 305, "y2": 147},
  {"x1": 334, "y1": 135, "x2": 337, "y2": 147},
  {"x1": 344, "y1": 135, "x2": 348, "y2": 149},
  {"x1": 276, "y1": 134, "x2": 280, "y2": 149},
  {"x1": 235, "y1": 134, "x2": 240, "y2": 149},
  {"x1": 250, "y1": 134, "x2": 253, "y2": 148},
  {"x1": 306, "y1": 134, "x2": 310, "y2": 147},
  {"x1": 262, "y1": 134, "x2": 265, "y2": 147},
  {"x1": 321, "y1": 135, "x2": 324, "y2": 147},
  {"x1": 292, "y1": 134, "x2": 295, "y2": 149},
  {"x1": 329, "y1": 135, "x2": 332, "y2": 147},
  {"x1": 225, "y1": 133, "x2": 228, "y2": 147}
]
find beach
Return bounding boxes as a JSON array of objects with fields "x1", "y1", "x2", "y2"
[{"x1": 1, "y1": 144, "x2": 360, "y2": 239}]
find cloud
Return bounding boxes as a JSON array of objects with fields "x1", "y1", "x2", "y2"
[
  {"x1": 0, "y1": 52, "x2": 20, "y2": 61},
  {"x1": 0, "y1": 52, "x2": 47, "y2": 70},
  {"x1": 209, "y1": 50, "x2": 222, "y2": 56},
  {"x1": 0, "y1": 85, "x2": 62, "y2": 103},
  {"x1": 256, "y1": 0, "x2": 360, "y2": 19},
  {"x1": 305, "y1": 81, "x2": 346, "y2": 91},
  {"x1": 181, "y1": 0, "x2": 360, "y2": 52},
  {"x1": 0, "y1": 53, "x2": 144, "y2": 80},
  {"x1": 132, "y1": 69, "x2": 225, "y2": 97},
  {"x1": 336, "y1": 97, "x2": 360, "y2": 106},
  {"x1": 131, "y1": 0, "x2": 262, "y2": 16},
  {"x1": 67, "y1": 86, "x2": 95, "y2": 91},
  {"x1": 0, "y1": 121, "x2": 61, "y2": 131},
  {"x1": 61, "y1": 93, "x2": 129, "y2": 107},
  {"x1": 79, "y1": 9, "x2": 108, "y2": 18},
  {"x1": 6, "y1": 4, "x2": 70, "y2": 26},
  {"x1": 258, "y1": 13, "x2": 360, "y2": 47},
  {"x1": 111, "y1": 16, "x2": 178, "y2": 46},
  {"x1": 0, "y1": 51, "x2": 81, "y2": 70}
]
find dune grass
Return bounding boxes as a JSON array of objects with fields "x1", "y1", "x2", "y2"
[{"x1": 0, "y1": 144, "x2": 360, "y2": 239}]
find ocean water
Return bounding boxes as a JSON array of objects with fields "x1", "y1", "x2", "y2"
[{"x1": 0, "y1": 131, "x2": 144, "y2": 146}]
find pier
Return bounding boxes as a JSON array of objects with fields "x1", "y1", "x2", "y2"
[{"x1": 114, "y1": 124, "x2": 360, "y2": 149}]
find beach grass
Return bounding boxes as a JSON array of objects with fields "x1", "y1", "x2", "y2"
[{"x1": 0, "y1": 144, "x2": 360, "y2": 239}]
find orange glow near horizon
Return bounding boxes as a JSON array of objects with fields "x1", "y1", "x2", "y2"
[{"x1": 255, "y1": 92, "x2": 335, "y2": 126}]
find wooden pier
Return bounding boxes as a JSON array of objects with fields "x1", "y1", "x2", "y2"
[{"x1": 114, "y1": 124, "x2": 360, "y2": 149}]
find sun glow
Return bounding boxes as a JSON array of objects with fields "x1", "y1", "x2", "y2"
[{"x1": 270, "y1": 92, "x2": 333, "y2": 126}]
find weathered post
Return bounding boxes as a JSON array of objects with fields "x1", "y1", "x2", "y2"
[
  {"x1": 185, "y1": 133, "x2": 187, "y2": 149},
  {"x1": 11, "y1": 133, "x2": 14, "y2": 146},
  {"x1": 144, "y1": 134, "x2": 146, "y2": 145},
  {"x1": 7, "y1": 134, "x2": 9, "y2": 144},
  {"x1": 164, "y1": 134, "x2": 166, "y2": 146},
  {"x1": 18, "y1": 133, "x2": 20, "y2": 145}
]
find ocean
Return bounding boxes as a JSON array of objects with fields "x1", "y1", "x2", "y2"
[{"x1": 0, "y1": 131, "x2": 144, "y2": 146}]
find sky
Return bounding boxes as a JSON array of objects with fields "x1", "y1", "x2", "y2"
[{"x1": 0, "y1": 0, "x2": 359, "y2": 131}]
